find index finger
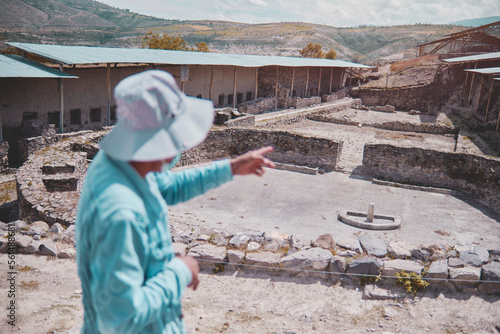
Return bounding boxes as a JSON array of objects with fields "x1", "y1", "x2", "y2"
[{"x1": 254, "y1": 146, "x2": 274, "y2": 156}]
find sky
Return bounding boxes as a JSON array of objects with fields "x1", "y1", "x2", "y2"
[{"x1": 97, "y1": 0, "x2": 500, "y2": 27}]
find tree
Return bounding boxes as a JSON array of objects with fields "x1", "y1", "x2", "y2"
[
  {"x1": 299, "y1": 42, "x2": 324, "y2": 58},
  {"x1": 324, "y1": 49, "x2": 337, "y2": 60},
  {"x1": 142, "y1": 31, "x2": 210, "y2": 52},
  {"x1": 195, "y1": 42, "x2": 210, "y2": 53}
]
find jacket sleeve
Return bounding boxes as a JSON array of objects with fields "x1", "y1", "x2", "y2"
[
  {"x1": 89, "y1": 209, "x2": 192, "y2": 334},
  {"x1": 156, "y1": 159, "x2": 233, "y2": 206}
]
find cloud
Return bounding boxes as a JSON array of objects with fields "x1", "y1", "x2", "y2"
[{"x1": 248, "y1": 0, "x2": 268, "y2": 6}]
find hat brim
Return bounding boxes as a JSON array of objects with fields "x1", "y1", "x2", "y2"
[{"x1": 100, "y1": 96, "x2": 214, "y2": 161}]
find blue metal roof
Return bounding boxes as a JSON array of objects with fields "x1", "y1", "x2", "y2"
[
  {"x1": 443, "y1": 52, "x2": 500, "y2": 63},
  {"x1": 6, "y1": 42, "x2": 371, "y2": 69},
  {"x1": 0, "y1": 54, "x2": 78, "y2": 78},
  {"x1": 465, "y1": 67, "x2": 500, "y2": 74}
]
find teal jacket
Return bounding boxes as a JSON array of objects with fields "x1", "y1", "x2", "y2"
[{"x1": 76, "y1": 151, "x2": 233, "y2": 333}]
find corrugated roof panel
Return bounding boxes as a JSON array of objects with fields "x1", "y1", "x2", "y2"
[
  {"x1": 465, "y1": 67, "x2": 500, "y2": 74},
  {"x1": 6, "y1": 42, "x2": 371, "y2": 69},
  {"x1": 443, "y1": 52, "x2": 500, "y2": 63},
  {"x1": 0, "y1": 54, "x2": 78, "y2": 78}
]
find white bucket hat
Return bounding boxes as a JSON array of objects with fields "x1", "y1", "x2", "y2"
[{"x1": 100, "y1": 70, "x2": 214, "y2": 161}]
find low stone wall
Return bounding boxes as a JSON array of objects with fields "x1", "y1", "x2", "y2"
[
  {"x1": 16, "y1": 131, "x2": 105, "y2": 226},
  {"x1": 238, "y1": 97, "x2": 276, "y2": 114},
  {"x1": 362, "y1": 144, "x2": 500, "y2": 214},
  {"x1": 0, "y1": 141, "x2": 9, "y2": 171},
  {"x1": 3, "y1": 219, "x2": 498, "y2": 295},
  {"x1": 182, "y1": 128, "x2": 343, "y2": 172},
  {"x1": 289, "y1": 96, "x2": 321, "y2": 109},
  {"x1": 309, "y1": 115, "x2": 456, "y2": 135},
  {"x1": 226, "y1": 115, "x2": 256, "y2": 127}
]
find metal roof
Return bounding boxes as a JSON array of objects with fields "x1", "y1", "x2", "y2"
[
  {"x1": 443, "y1": 52, "x2": 500, "y2": 63},
  {"x1": 6, "y1": 42, "x2": 371, "y2": 69},
  {"x1": 0, "y1": 54, "x2": 78, "y2": 78},
  {"x1": 465, "y1": 67, "x2": 500, "y2": 74}
]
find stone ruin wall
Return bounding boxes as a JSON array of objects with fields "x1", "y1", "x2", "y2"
[
  {"x1": 181, "y1": 128, "x2": 342, "y2": 173},
  {"x1": 350, "y1": 64, "x2": 468, "y2": 114},
  {"x1": 0, "y1": 141, "x2": 9, "y2": 170},
  {"x1": 362, "y1": 144, "x2": 500, "y2": 215},
  {"x1": 16, "y1": 128, "x2": 343, "y2": 226}
]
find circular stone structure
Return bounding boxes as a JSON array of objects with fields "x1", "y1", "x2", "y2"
[{"x1": 338, "y1": 210, "x2": 401, "y2": 230}]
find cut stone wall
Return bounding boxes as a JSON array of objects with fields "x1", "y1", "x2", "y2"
[
  {"x1": 289, "y1": 96, "x2": 321, "y2": 109},
  {"x1": 182, "y1": 128, "x2": 342, "y2": 172},
  {"x1": 16, "y1": 131, "x2": 105, "y2": 226},
  {"x1": 362, "y1": 144, "x2": 500, "y2": 214},
  {"x1": 238, "y1": 97, "x2": 276, "y2": 114},
  {"x1": 350, "y1": 65, "x2": 467, "y2": 113}
]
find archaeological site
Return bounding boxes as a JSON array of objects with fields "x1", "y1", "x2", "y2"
[{"x1": 1, "y1": 20, "x2": 500, "y2": 334}]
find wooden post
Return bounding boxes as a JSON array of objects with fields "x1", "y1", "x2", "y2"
[
  {"x1": 255, "y1": 67, "x2": 259, "y2": 99},
  {"x1": 305, "y1": 67, "x2": 310, "y2": 97},
  {"x1": 275, "y1": 66, "x2": 279, "y2": 110},
  {"x1": 474, "y1": 74, "x2": 484, "y2": 114},
  {"x1": 290, "y1": 67, "x2": 295, "y2": 98},
  {"x1": 329, "y1": 67, "x2": 333, "y2": 94},
  {"x1": 233, "y1": 66, "x2": 237, "y2": 108},
  {"x1": 496, "y1": 107, "x2": 500, "y2": 132},
  {"x1": 107, "y1": 63, "x2": 111, "y2": 126},
  {"x1": 209, "y1": 66, "x2": 214, "y2": 102},
  {"x1": 484, "y1": 75, "x2": 494, "y2": 121},
  {"x1": 0, "y1": 104, "x2": 3, "y2": 142},
  {"x1": 317, "y1": 67, "x2": 322, "y2": 97},
  {"x1": 465, "y1": 62, "x2": 470, "y2": 85},
  {"x1": 468, "y1": 63, "x2": 478, "y2": 106},
  {"x1": 58, "y1": 64, "x2": 64, "y2": 134}
]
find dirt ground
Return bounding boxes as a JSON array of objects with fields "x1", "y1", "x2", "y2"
[
  {"x1": 1, "y1": 106, "x2": 499, "y2": 334},
  {"x1": 1, "y1": 255, "x2": 499, "y2": 334}
]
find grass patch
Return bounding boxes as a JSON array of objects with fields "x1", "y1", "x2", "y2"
[
  {"x1": 19, "y1": 280, "x2": 40, "y2": 290},
  {"x1": 396, "y1": 270, "x2": 429, "y2": 296},
  {"x1": 18, "y1": 265, "x2": 36, "y2": 272}
]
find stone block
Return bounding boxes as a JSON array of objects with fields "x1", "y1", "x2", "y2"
[
  {"x1": 448, "y1": 257, "x2": 466, "y2": 268},
  {"x1": 229, "y1": 233, "x2": 250, "y2": 248},
  {"x1": 289, "y1": 235, "x2": 311, "y2": 250},
  {"x1": 245, "y1": 252, "x2": 281, "y2": 270},
  {"x1": 411, "y1": 249, "x2": 430, "y2": 262},
  {"x1": 427, "y1": 259, "x2": 448, "y2": 280},
  {"x1": 15, "y1": 234, "x2": 32, "y2": 249},
  {"x1": 187, "y1": 244, "x2": 227, "y2": 270},
  {"x1": 331, "y1": 255, "x2": 346, "y2": 275},
  {"x1": 479, "y1": 262, "x2": 500, "y2": 294},
  {"x1": 280, "y1": 248, "x2": 333, "y2": 276},
  {"x1": 358, "y1": 234, "x2": 387, "y2": 257},
  {"x1": 363, "y1": 285, "x2": 406, "y2": 300},
  {"x1": 382, "y1": 259, "x2": 423, "y2": 277},
  {"x1": 346, "y1": 257, "x2": 383, "y2": 277},
  {"x1": 387, "y1": 241, "x2": 413, "y2": 259},
  {"x1": 49, "y1": 223, "x2": 65, "y2": 234},
  {"x1": 227, "y1": 249, "x2": 245, "y2": 265},
  {"x1": 247, "y1": 241, "x2": 261, "y2": 252},
  {"x1": 459, "y1": 246, "x2": 489, "y2": 267},
  {"x1": 39, "y1": 239, "x2": 58, "y2": 256},
  {"x1": 58, "y1": 248, "x2": 76, "y2": 259},
  {"x1": 313, "y1": 234, "x2": 336, "y2": 250},
  {"x1": 449, "y1": 266, "x2": 481, "y2": 289},
  {"x1": 31, "y1": 221, "x2": 49, "y2": 232},
  {"x1": 263, "y1": 231, "x2": 289, "y2": 246},
  {"x1": 25, "y1": 241, "x2": 41, "y2": 254}
]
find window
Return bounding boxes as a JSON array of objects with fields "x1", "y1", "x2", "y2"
[
  {"x1": 22, "y1": 112, "x2": 37, "y2": 120},
  {"x1": 70, "y1": 109, "x2": 81, "y2": 125},
  {"x1": 110, "y1": 105, "x2": 117, "y2": 123},
  {"x1": 246, "y1": 92, "x2": 253, "y2": 101},
  {"x1": 90, "y1": 108, "x2": 101, "y2": 123},
  {"x1": 227, "y1": 94, "x2": 234, "y2": 106},
  {"x1": 237, "y1": 93, "x2": 243, "y2": 104},
  {"x1": 218, "y1": 94, "x2": 225, "y2": 106},
  {"x1": 47, "y1": 111, "x2": 60, "y2": 128}
]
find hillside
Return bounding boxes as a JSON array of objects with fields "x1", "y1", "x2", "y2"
[{"x1": 0, "y1": 0, "x2": 490, "y2": 62}]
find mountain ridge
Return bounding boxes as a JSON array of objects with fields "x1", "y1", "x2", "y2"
[{"x1": 0, "y1": 0, "x2": 496, "y2": 62}]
